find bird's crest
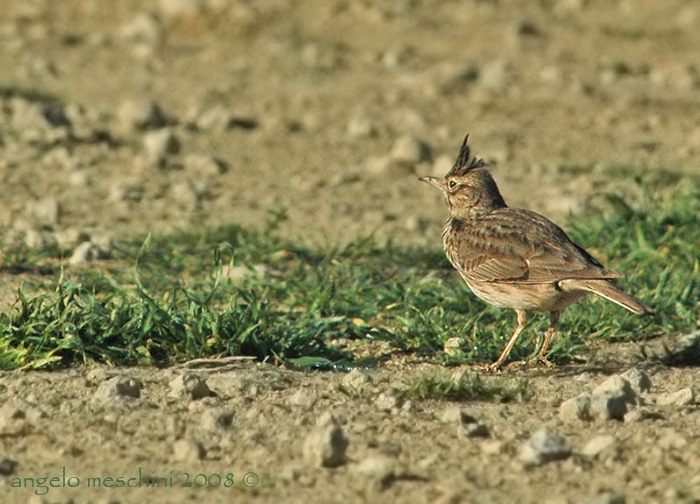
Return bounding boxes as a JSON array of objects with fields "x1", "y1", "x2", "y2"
[{"x1": 446, "y1": 134, "x2": 486, "y2": 177}]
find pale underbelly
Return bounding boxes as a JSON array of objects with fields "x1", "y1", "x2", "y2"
[{"x1": 463, "y1": 278, "x2": 588, "y2": 312}]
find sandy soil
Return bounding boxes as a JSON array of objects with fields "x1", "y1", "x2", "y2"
[{"x1": 1, "y1": 1, "x2": 699, "y2": 503}]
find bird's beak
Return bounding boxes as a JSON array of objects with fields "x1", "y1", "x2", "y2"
[{"x1": 419, "y1": 176, "x2": 443, "y2": 189}]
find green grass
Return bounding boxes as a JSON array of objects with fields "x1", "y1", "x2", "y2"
[
  {"x1": 402, "y1": 370, "x2": 531, "y2": 402},
  {"x1": 0, "y1": 190, "x2": 698, "y2": 370}
]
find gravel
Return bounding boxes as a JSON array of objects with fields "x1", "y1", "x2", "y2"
[
  {"x1": 0, "y1": 364, "x2": 697, "y2": 503},
  {"x1": 560, "y1": 370, "x2": 651, "y2": 422}
]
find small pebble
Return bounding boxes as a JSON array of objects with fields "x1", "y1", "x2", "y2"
[
  {"x1": 590, "y1": 392, "x2": 627, "y2": 421},
  {"x1": 183, "y1": 153, "x2": 227, "y2": 176},
  {"x1": 441, "y1": 406, "x2": 474, "y2": 424},
  {"x1": 26, "y1": 197, "x2": 60, "y2": 228},
  {"x1": 110, "y1": 180, "x2": 145, "y2": 202},
  {"x1": 656, "y1": 388, "x2": 695, "y2": 406},
  {"x1": 477, "y1": 59, "x2": 511, "y2": 90},
  {"x1": 0, "y1": 458, "x2": 17, "y2": 475},
  {"x1": 69, "y1": 241, "x2": 107, "y2": 264},
  {"x1": 201, "y1": 408, "x2": 234, "y2": 431},
  {"x1": 441, "y1": 407, "x2": 489, "y2": 438},
  {"x1": 303, "y1": 415, "x2": 349, "y2": 468},
  {"x1": 169, "y1": 373, "x2": 213, "y2": 400},
  {"x1": 117, "y1": 98, "x2": 168, "y2": 131},
  {"x1": 619, "y1": 368, "x2": 652, "y2": 395},
  {"x1": 119, "y1": 12, "x2": 163, "y2": 45},
  {"x1": 658, "y1": 429, "x2": 687, "y2": 450},
  {"x1": 375, "y1": 391, "x2": 403, "y2": 412},
  {"x1": 443, "y1": 337, "x2": 464, "y2": 357},
  {"x1": 172, "y1": 439, "x2": 206, "y2": 462},
  {"x1": 623, "y1": 406, "x2": 660, "y2": 423},
  {"x1": 460, "y1": 422, "x2": 489, "y2": 439},
  {"x1": 390, "y1": 135, "x2": 431, "y2": 164},
  {"x1": 222, "y1": 264, "x2": 267, "y2": 282},
  {"x1": 592, "y1": 375, "x2": 636, "y2": 404},
  {"x1": 143, "y1": 128, "x2": 180, "y2": 165},
  {"x1": 480, "y1": 440, "x2": 504, "y2": 455},
  {"x1": 341, "y1": 368, "x2": 372, "y2": 388},
  {"x1": 355, "y1": 455, "x2": 395, "y2": 488},
  {"x1": 578, "y1": 493, "x2": 626, "y2": 504},
  {"x1": 519, "y1": 427, "x2": 572, "y2": 465},
  {"x1": 363, "y1": 155, "x2": 392, "y2": 177},
  {"x1": 94, "y1": 376, "x2": 142, "y2": 402},
  {"x1": 346, "y1": 116, "x2": 377, "y2": 138},
  {"x1": 582, "y1": 434, "x2": 619, "y2": 461},
  {"x1": 192, "y1": 105, "x2": 230, "y2": 130},
  {"x1": 559, "y1": 393, "x2": 592, "y2": 422},
  {"x1": 289, "y1": 388, "x2": 318, "y2": 410},
  {"x1": 0, "y1": 405, "x2": 26, "y2": 434}
]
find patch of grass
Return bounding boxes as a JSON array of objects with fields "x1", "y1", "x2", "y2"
[
  {"x1": 402, "y1": 369, "x2": 531, "y2": 402},
  {"x1": 0, "y1": 188, "x2": 698, "y2": 369}
]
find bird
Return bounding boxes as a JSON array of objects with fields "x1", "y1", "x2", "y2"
[{"x1": 419, "y1": 134, "x2": 654, "y2": 370}]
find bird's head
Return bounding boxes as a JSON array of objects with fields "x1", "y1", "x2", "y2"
[{"x1": 420, "y1": 134, "x2": 506, "y2": 218}]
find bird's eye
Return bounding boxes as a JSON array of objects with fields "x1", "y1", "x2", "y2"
[{"x1": 448, "y1": 180, "x2": 457, "y2": 189}]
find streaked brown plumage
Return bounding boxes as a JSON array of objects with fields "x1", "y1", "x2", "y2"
[{"x1": 420, "y1": 134, "x2": 654, "y2": 370}]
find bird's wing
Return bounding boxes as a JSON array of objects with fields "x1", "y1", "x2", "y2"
[{"x1": 446, "y1": 209, "x2": 622, "y2": 284}]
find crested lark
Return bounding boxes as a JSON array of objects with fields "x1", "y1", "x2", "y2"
[{"x1": 420, "y1": 135, "x2": 654, "y2": 370}]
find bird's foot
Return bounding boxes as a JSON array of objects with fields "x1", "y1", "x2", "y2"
[
  {"x1": 527, "y1": 355, "x2": 555, "y2": 368},
  {"x1": 487, "y1": 360, "x2": 528, "y2": 372},
  {"x1": 486, "y1": 355, "x2": 555, "y2": 372},
  {"x1": 503, "y1": 359, "x2": 530, "y2": 370},
  {"x1": 486, "y1": 361, "x2": 504, "y2": 373},
  {"x1": 486, "y1": 357, "x2": 556, "y2": 371}
]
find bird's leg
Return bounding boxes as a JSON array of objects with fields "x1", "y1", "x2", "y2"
[
  {"x1": 529, "y1": 310, "x2": 560, "y2": 367},
  {"x1": 489, "y1": 309, "x2": 529, "y2": 371}
]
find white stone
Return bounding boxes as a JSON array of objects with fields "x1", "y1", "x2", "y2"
[
  {"x1": 559, "y1": 393, "x2": 592, "y2": 422},
  {"x1": 656, "y1": 388, "x2": 695, "y2": 406},
  {"x1": 303, "y1": 416, "x2": 349, "y2": 468},
  {"x1": 582, "y1": 434, "x2": 619, "y2": 460},
  {"x1": 620, "y1": 368, "x2": 652, "y2": 395},
  {"x1": 390, "y1": 135, "x2": 431, "y2": 164},
  {"x1": 519, "y1": 427, "x2": 572, "y2": 465},
  {"x1": 143, "y1": 128, "x2": 180, "y2": 164}
]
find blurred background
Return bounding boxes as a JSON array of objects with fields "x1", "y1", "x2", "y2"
[{"x1": 0, "y1": 0, "x2": 699, "y2": 249}]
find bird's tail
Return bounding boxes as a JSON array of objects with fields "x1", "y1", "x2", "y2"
[{"x1": 561, "y1": 279, "x2": 654, "y2": 315}]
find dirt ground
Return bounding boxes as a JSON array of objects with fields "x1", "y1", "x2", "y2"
[{"x1": 1, "y1": 1, "x2": 700, "y2": 503}]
